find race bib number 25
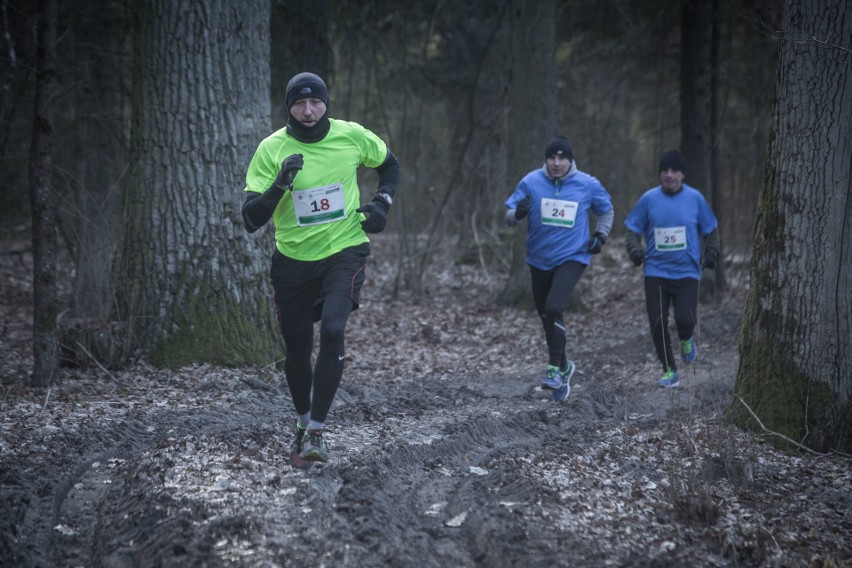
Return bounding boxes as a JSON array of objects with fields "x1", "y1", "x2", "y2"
[{"x1": 654, "y1": 226, "x2": 687, "y2": 251}]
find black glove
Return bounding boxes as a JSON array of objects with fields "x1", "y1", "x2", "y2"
[
  {"x1": 629, "y1": 250, "x2": 645, "y2": 266},
  {"x1": 702, "y1": 252, "x2": 717, "y2": 269},
  {"x1": 587, "y1": 232, "x2": 606, "y2": 255},
  {"x1": 356, "y1": 195, "x2": 390, "y2": 233},
  {"x1": 273, "y1": 154, "x2": 304, "y2": 189},
  {"x1": 515, "y1": 197, "x2": 532, "y2": 220}
]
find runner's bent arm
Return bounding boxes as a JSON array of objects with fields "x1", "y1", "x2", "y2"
[
  {"x1": 241, "y1": 187, "x2": 284, "y2": 233},
  {"x1": 702, "y1": 227, "x2": 721, "y2": 266},
  {"x1": 372, "y1": 150, "x2": 400, "y2": 200},
  {"x1": 355, "y1": 149, "x2": 401, "y2": 234},
  {"x1": 242, "y1": 153, "x2": 304, "y2": 233},
  {"x1": 592, "y1": 208, "x2": 614, "y2": 240},
  {"x1": 625, "y1": 230, "x2": 645, "y2": 266}
]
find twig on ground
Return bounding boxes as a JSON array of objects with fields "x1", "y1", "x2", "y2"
[
  {"x1": 735, "y1": 395, "x2": 848, "y2": 458},
  {"x1": 75, "y1": 341, "x2": 119, "y2": 382}
]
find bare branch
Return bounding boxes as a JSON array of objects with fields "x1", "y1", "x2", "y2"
[{"x1": 735, "y1": 396, "x2": 852, "y2": 459}]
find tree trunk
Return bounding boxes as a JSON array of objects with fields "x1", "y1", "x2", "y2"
[
  {"x1": 734, "y1": 0, "x2": 852, "y2": 452},
  {"x1": 121, "y1": 0, "x2": 280, "y2": 368},
  {"x1": 28, "y1": 0, "x2": 58, "y2": 386},
  {"x1": 709, "y1": 0, "x2": 727, "y2": 292},
  {"x1": 499, "y1": 0, "x2": 557, "y2": 307},
  {"x1": 681, "y1": 0, "x2": 725, "y2": 299},
  {"x1": 69, "y1": 0, "x2": 130, "y2": 322}
]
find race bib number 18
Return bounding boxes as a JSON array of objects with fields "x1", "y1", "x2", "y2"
[
  {"x1": 291, "y1": 183, "x2": 346, "y2": 226},
  {"x1": 654, "y1": 226, "x2": 687, "y2": 251},
  {"x1": 541, "y1": 198, "x2": 578, "y2": 228}
]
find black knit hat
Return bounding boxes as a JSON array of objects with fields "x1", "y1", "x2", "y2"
[
  {"x1": 659, "y1": 149, "x2": 686, "y2": 173},
  {"x1": 286, "y1": 72, "x2": 329, "y2": 109},
  {"x1": 545, "y1": 136, "x2": 573, "y2": 161}
]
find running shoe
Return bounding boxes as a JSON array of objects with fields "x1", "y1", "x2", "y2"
[
  {"x1": 657, "y1": 368, "x2": 680, "y2": 388},
  {"x1": 541, "y1": 365, "x2": 562, "y2": 390},
  {"x1": 680, "y1": 336, "x2": 697, "y2": 364},
  {"x1": 300, "y1": 429, "x2": 329, "y2": 462},
  {"x1": 289, "y1": 420, "x2": 313, "y2": 470},
  {"x1": 553, "y1": 360, "x2": 575, "y2": 402}
]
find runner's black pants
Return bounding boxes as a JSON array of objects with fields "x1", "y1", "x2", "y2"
[
  {"x1": 271, "y1": 244, "x2": 369, "y2": 423},
  {"x1": 530, "y1": 261, "x2": 585, "y2": 369},
  {"x1": 643, "y1": 276, "x2": 699, "y2": 373}
]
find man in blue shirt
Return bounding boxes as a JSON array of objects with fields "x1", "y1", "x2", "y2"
[
  {"x1": 505, "y1": 136, "x2": 614, "y2": 401},
  {"x1": 624, "y1": 150, "x2": 720, "y2": 387}
]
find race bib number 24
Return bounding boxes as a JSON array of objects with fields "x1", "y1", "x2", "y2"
[{"x1": 541, "y1": 198, "x2": 578, "y2": 228}]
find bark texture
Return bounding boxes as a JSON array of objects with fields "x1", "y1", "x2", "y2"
[
  {"x1": 734, "y1": 0, "x2": 852, "y2": 451},
  {"x1": 122, "y1": 0, "x2": 280, "y2": 368},
  {"x1": 28, "y1": 0, "x2": 58, "y2": 386}
]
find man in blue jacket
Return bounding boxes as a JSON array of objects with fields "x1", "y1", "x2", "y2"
[
  {"x1": 624, "y1": 150, "x2": 720, "y2": 388},
  {"x1": 505, "y1": 135, "x2": 614, "y2": 402}
]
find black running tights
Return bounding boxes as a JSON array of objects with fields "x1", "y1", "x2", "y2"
[
  {"x1": 643, "y1": 276, "x2": 699, "y2": 373},
  {"x1": 530, "y1": 261, "x2": 585, "y2": 369}
]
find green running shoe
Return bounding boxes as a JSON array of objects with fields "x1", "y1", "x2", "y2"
[
  {"x1": 289, "y1": 420, "x2": 314, "y2": 470},
  {"x1": 541, "y1": 365, "x2": 562, "y2": 390},
  {"x1": 300, "y1": 429, "x2": 329, "y2": 462},
  {"x1": 657, "y1": 368, "x2": 680, "y2": 388},
  {"x1": 553, "y1": 360, "x2": 575, "y2": 402},
  {"x1": 680, "y1": 337, "x2": 697, "y2": 364}
]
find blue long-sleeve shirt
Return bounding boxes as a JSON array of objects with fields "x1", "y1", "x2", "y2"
[{"x1": 505, "y1": 166, "x2": 613, "y2": 270}]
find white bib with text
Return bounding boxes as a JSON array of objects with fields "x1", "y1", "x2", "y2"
[
  {"x1": 541, "y1": 198, "x2": 578, "y2": 228},
  {"x1": 654, "y1": 226, "x2": 687, "y2": 251},
  {"x1": 291, "y1": 183, "x2": 347, "y2": 226}
]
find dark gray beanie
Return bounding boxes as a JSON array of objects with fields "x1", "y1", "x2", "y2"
[
  {"x1": 286, "y1": 72, "x2": 329, "y2": 109},
  {"x1": 659, "y1": 149, "x2": 686, "y2": 173},
  {"x1": 545, "y1": 136, "x2": 573, "y2": 161}
]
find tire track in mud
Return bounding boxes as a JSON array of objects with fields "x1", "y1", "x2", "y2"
[
  {"x1": 260, "y1": 368, "x2": 708, "y2": 568},
  {"x1": 2, "y1": 377, "x2": 289, "y2": 567},
  {"x1": 2, "y1": 343, "x2": 735, "y2": 567},
  {"x1": 318, "y1": 358, "x2": 737, "y2": 566}
]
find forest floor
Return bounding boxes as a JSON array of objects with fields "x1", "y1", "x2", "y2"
[{"x1": 1, "y1": 234, "x2": 850, "y2": 568}]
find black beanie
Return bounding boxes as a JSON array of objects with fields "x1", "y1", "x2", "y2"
[
  {"x1": 286, "y1": 72, "x2": 329, "y2": 109},
  {"x1": 659, "y1": 150, "x2": 685, "y2": 173},
  {"x1": 545, "y1": 136, "x2": 573, "y2": 161}
]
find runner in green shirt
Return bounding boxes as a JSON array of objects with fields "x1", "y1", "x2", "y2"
[{"x1": 242, "y1": 72, "x2": 400, "y2": 468}]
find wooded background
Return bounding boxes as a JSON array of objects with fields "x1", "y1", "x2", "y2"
[
  {"x1": 2, "y1": 0, "x2": 781, "y2": 302},
  {"x1": 3, "y1": 0, "x2": 850, "y2": 451}
]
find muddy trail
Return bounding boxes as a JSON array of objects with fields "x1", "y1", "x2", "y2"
[{"x1": 1, "y1": 239, "x2": 850, "y2": 567}]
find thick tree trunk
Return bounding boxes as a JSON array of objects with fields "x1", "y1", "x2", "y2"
[
  {"x1": 734, "y1": 0, "x2": 852, "y2": 452},
  {"x1": 499, "y1": 0, "x2": 556, "y2": 307},
  {"x1": 28, "y1": 0, "x2": 58, "y2": 386},
  {"x1": 122, "y1": 0, "x2": 280, "y2": 368}
]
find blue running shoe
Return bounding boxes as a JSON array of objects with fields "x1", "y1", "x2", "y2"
[
  {"x1": 541, "y1": 365, "x2": 562, "y2": 390},
  {"x1": 657, "y1": 368, "x2": 680, "y2": 388},
  {"x1": 680, "y1": 337, "x2": 697, "y2": 364},
  {"x1": 553, "y1": 360, "x2": 575, "y2": 402}
]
